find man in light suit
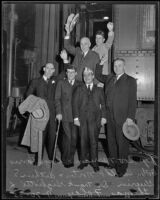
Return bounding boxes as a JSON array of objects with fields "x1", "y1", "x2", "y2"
[
  {"x1": 73, "y1": 67, "x2": 107, "y2": 172},
  {"x1": 55, "y1": 65, "x2": 81, "y2": 168},
  {"x1": 95, "y1": 58, "x2": 137, "y2": 177},
  {"x1": 25, "y1": 63, "x2": 59, "y2": 166}
]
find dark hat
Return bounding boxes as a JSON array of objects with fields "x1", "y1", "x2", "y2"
[{"x1": 122, "y1": 121, "x2": 140, "y2": 141}]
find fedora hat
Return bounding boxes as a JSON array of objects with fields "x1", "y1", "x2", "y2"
[
  {"x1": 32, "y1": 108, "x2": 44, "y2": 119},
  {"x1": 122, "y1": 121, "x2": 140, "y2": 141}
]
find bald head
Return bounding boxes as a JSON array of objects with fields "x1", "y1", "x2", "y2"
[{"x1": 80, "y1": 37, "x2": 91, "y2": 54}]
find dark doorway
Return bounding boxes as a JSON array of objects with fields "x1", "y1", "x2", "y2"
[{"x1": 92, "y1": 20, "x2": 109, "y2": 48}]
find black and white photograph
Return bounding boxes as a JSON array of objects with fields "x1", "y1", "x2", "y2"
[{"x1": 1, "y1": 1, "x2": 160, "y2": 199}]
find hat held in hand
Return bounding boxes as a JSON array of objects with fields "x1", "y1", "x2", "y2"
[
  {"x1": 32, "y1": 108, "x2": 44, "y2": 119},
  {"x1": 69, "y1": 13, "x2": 79, "y2": 32},
  {"x1": 122, "y1": 121, "x2": 140, "y2": 141}
]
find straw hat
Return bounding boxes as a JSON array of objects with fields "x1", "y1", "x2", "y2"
[
  {"x1": 32, "y1": 109, "x2": 44, "y2": 119},
  {"x1": 122, "y1": 121, "x2": 140, "y2": 141}
]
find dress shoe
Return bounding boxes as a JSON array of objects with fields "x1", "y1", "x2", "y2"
[
  {"x1": 92, "y1": 165, "x2": 100, "y2": 172},
  {"x1": 54, "y1": 158, "x2": 60, "y2": 163},
  {"x1": 90, "y1": 162, "x2": 100, "y2": 172},
  {"x1": 106, "y1": 165, "x2": 114, "y2": 169},
  {"x1": 115, "y1": 171, "x2": 126, "y2": 177},
  {"x1": 77, "y1": 163, "x2": 88, "y2": 170},
  {"x1": 64, "y1": 163, "x2": 74, "y2": 168}
]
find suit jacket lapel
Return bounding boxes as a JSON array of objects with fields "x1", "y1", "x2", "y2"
[{"x1": 117, "y1": 73, "x2": 127, "y2": 82}]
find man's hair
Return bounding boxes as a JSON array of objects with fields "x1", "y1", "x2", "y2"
[
  {"x1": 65, "y1": 64, "x2": 77, "y2": 72},
  {"x1": 45, "y1": 63, "x2": 55, "y2": 69},
  {"x1": 114, "y1": 58, "x2": 125, "y2": 64},
  {"x1": 95, "y1": 30, "x2": 105, "y2": 38},
  {"x1": 83, "y1": 67, "x2": 94, "y2": 75}
]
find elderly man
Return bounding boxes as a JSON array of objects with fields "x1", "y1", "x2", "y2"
[
  {"x1": 64, "y1": 17, "x2": 100, "y2": 83},
  {"x1": 25, "y1": 63, "x2": 59, "y2": 166},
  {"x1": 73, "y1": 67, "x2": 107, "y2": 172},
  {"x1": 95, "y1": 58, "x2": 137, "y2": 177}
]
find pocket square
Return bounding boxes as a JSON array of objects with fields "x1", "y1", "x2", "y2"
[{"x1": 52, "y1": 80, "x2": 55, "y2": 84}]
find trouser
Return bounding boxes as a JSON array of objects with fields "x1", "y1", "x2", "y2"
[
  {"x1": 43, "y1": 116, "x2": 56, "y2": 161},
  {"x1": 107, "y1": 115, "x2": 129, "y2": 173},
  {"x1": 80, "y1": 118, "x2": 99, "y2": 163},
  {"x1": 61, "y1": 121, "x2": 78, "y2": 165}
]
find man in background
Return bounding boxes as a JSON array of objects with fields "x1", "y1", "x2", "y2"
[{"x1": 92, "y1": 22, "x2": 114, "y2": 76}]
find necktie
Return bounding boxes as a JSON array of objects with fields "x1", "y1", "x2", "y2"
[
  {"x1": 87, "y1": 84, "x2": 91, "y2": 91},
  {"x1": 69, "y1": 80, "x2": 73, "y2": 85},
  {"x1": 114, "y1": 76, "x2": 117, "y2": 84}
]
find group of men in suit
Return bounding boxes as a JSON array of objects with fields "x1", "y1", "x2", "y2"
[{"x1": 25, "y1": 19, "x2": 137, "y2": 177}]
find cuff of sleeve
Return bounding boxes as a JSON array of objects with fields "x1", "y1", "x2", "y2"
[
  {"x1": 108, "y1": 31, "x2": 114, "y2": 36},
  {"x1": 64, "y1": 35, "x2": 70, "y2": 39},
  {"x1": 64, "y1": 60, "x2": 69, "y2": 63},
  {"x1": 74, "y1": 118, "x2": 79, "y2": 121}
]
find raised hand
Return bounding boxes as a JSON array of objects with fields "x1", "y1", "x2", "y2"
[
  {"x1": 56, "y1": 114, "x2": 62, "y2": 121},
  {"x1": 100, "y1": 55, "x2": 107, "y2": 65},
  {"x1": 101, "y1": 118, "x2": 107, "y2": 126},
  {"x1": 107, "y1": 22, "x2": 114, "y2": 31},
  {"x1": 60, "y1": 49, "x2": 68, "y2": 61},
  {"x1": 69, "y1": 13, "x2": 79, "y2": 32},
  {"x1": 126, "y1": 118, "x2": 134, "y2": 125}
]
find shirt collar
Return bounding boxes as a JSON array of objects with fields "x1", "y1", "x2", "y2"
[
  {"x1": 116, "y1": 73, "x2": 124, "y2": 80},
  {"x1": 86, "y1": 82, "x2": 93, "y2": 89},
  {"x1": 43, "y1": 75, "x2": 48, "y2": 81},
  {"x1": 69, "y1": 79, "x2": 75, "y2": 85},
  {"x1": 83, "y1": 50, "x2": 89, "y2": 57}
]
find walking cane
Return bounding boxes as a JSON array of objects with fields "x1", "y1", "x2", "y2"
[{"x1": 51, "y1": 119, "x2": 61, "y2": 170}]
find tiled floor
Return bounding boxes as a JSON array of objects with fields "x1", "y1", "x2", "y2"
[{"x1": 5, "y1": 135, "x2": 156, "y2": 198}]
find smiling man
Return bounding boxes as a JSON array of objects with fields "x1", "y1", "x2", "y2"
[
  {"x1": 25, "y1": 63, "x2": 59, "y2": 167},
  {"x1": 95, "y1": 58, "x2": 137, "y2": 177},
  {"x1": 73, "y1": 67, "x2": 107, "y2": 172},
  {"x1": 64, "y1": 16, "x2": 100, "y2": 83}
]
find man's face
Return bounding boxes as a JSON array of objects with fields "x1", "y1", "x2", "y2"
[
  {"x1": 43, "y1": 63, "x2": 55, "y2": 78},
  {"x1": 80, "y1": 38, "x2": 90, "y2": 53},
  {"x1": 66, "y1": 69, "x2": 77, "y2": 81},
  {"x1": 83, "y1": 71, "x2": 94, "y2": 84},
  {"x1": 95, "y1": 34, "x2": 105, "y2": 46},
  {"x1": 113, "y1": 60, "x2": 125, "y2": 75}
]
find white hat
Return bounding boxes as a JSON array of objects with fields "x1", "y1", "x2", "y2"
[
  {"x1": 122, "y1": 121, "x2": 140, "y2": 141},
  {"x1": 32, "y1": 109, "x2": 44, "y2": 119}
]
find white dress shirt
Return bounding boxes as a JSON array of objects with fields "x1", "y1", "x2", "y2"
[
  {"x1": 69, "y1": 79, "x2": 75, "y2": 85},
  {"x1": 116, "y1": 73, "x2": 124, "y2": 80},
  {"x1": 86, "y1": 83, "x2": 93, "y2": 90}
]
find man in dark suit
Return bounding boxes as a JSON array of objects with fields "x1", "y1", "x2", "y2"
[
  {"x1": 25, "y1": 63, "x2": 59, "y2": 166},
  {"x1": 95, "y1": 58, "x2": 137, "y2": 177},
  {"x1": 64, "y1": 20, "x2": 100, "y2": 83},
  {"x1": 73, "y1": 67, "x2": 107, "y2": 172},
  {"x1": 55, "y1": 65, "x2": 81, "y2": 168}
]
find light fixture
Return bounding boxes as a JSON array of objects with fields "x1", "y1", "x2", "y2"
[{"x1": 103, "y1": 16, "x2": 109, "y2": 20}]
